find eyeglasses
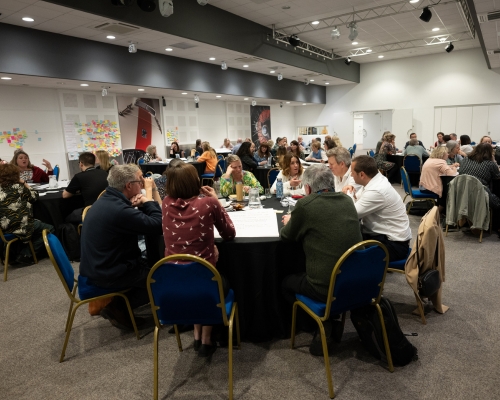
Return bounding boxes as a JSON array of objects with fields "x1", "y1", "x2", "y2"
[{"x1": 128, "y1": 180, "x2": 144, "y2": 186}]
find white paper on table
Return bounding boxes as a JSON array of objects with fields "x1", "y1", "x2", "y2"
[
  {"x1": 37, "y1": 184, "x2": 50, "y2": 189},
  {"x1": 38, "y1": 192, "x2": 47, "y2": 196},
  {"x1": 45, "y1": 191, "x2": 60, "y2": 194},
  {"x1": 214, "y1": 208, "x2": 279, "y2": 238},
  {"x1": 57, "y1": 180, "x2": 69, "y2": 188}
]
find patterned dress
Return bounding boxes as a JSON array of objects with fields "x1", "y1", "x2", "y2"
[
  {"x1": 220, "y1": 171, "x2": 263, "y2": 197},
  {"x1": 374, "y1": 141, "x2": 396, "y2": 172},
  {"x1": 0, "y1": 183, "x2": 39, "y2": 242}
]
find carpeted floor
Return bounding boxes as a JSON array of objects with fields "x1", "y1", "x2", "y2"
[{"x1": 1, "y1": 184, "x2": 499, "y2": 400}]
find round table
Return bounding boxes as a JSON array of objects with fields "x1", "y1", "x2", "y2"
[
  {"x1": 140, "y1": 161, "x2": 206, "y2": 176},
  {"x1": 253, "y1": 166, "x2": 273, "y2": 189},
  {"x1": 33, "y1": 188, "x2": 84, "y2": 229}
]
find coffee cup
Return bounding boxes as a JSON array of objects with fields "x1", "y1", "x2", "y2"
[{"x1": 219, "y1": 198, "x2": 226, "y2": 207}]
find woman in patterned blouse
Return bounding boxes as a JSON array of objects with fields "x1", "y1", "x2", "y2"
[
  {"x1": 220, "y1": 154, "x2": 263, "y2": 197},
  {"x1": 143, "y1": 145, "x2": 162, "y2": 163},
  {"x1": 10, "y1": 150, "x2": 54, "y2": 183}
]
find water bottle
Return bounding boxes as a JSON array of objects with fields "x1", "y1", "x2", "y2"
[
  {"x1": 267, "y1": 156, "x2": 272, "y2": 167},
  {"x1": 276, "y1": 178, "x2": 283, "y2": 199}
]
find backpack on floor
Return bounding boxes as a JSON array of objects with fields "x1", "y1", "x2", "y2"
[
  {"x1": 350, "y1": 297, "x2": 418, "y2": 367},
  {"x1": 407, "y1": 200, "x2": 434, "y2": 216},
  {"x1": 56, "y1": 223, "x2": 81, "y2": 262}
]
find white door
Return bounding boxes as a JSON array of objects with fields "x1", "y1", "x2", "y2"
[{"x1": 363, "y1": 113, "x2": 382, "y2": 149}]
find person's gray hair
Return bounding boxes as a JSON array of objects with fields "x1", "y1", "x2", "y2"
[
  {"x1": 326, "y1": 147, "x2": 351, "y2": 167},
  {"x1": 409, "y1": 138, "x2": 418, "y2": 146},
  {"x1": 108, "y1": 164, "x2": 140, "y2": 191},
  {"x1": 146, "y1": 144, "x2": 156, "y2": 154},
  {"x1": 302, "y1": 164, "x2": 335, "y2": 193},
  {"x1": 445, "y1": 140, "x2": 459, "y2": 152}
]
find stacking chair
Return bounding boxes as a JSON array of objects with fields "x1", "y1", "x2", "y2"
[
  {"x1": 1, "y1": 228, "x2": 38, "y2": 282},
  {"x1": 42, "y1": 230, "x2": 140, "y2": 362},
  {"x1": 290, "y1": 241, "x2": 393, "y2": 399},
  {"x1": 387, "y1": 248, "x2": 426, "y2": 324},
  {"x1": 137, "y1": 157, "x2": 145, "y2": 165},
  {"x1": 369, "y1": 150, "x2": 375, "y2": 157},
  {"x1": 97, "y1": 189, "x2": 106, "y2": 199},
  {"x1": 200, "y1": 158, "x2": 225, "y2": 186},
  {"x1": 403, "y1": 154, "x2": 421, "y2": 187},
  {"x1": 53, "y1": 164, "x2": 60, "y2": 180},
  {"x1": 147, "y1": 254, "x2": 240, "y2": 400},
  {"x1": 267, "y1": 167, "x2": 280, "y2": 188},
  {"x1": 77, "y1": 205, "x2": 92, "y2": 236},
  {"x1": 401, "y1": 167, "x2": 438, "y2": 214}
]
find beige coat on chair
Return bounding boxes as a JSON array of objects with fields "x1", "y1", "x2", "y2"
[{"x1": 405, "y1": 206, "x2": 449, "y2": 314}]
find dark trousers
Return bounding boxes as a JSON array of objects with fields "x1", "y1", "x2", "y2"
[
  {"x1": 282, "y1": 272, "x2": 327, "y2": 306},
  {"x1": 65, "y1": 207, "x2": 84, "y2": 224},
  {"x1": 20, "y1": 219, "x2": 55, "y2": 257},
  {"x1": 362, "y1": 232, "x2": 409, "y2": 262}
]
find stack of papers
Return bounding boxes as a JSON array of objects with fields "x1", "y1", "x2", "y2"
[{"x1": 214, "y1": 208, "x2": 279, "y2": 238}]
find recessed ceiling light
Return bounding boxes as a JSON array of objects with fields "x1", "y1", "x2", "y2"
[
  {"x1": 311, "y1": 21, "x2": 319, "y2": 25},
  {"x1": 244, "y1": 98, "x2": 249, "y2": 100},
  {"x1": 216, "y1": 95, "x2": 222, "y2": 98},
  {"x1": 302, "y1": 103, "x2": 307, "y2": 105},
  {"x1": 325, "y1": 82, "x2": 329, "y2": 85},
  {"x1": 22, "y1": 17, "x2": 34, "y2": 22},
  {"x1": 1, "y1": 77, "x2": 12, "y2": 80},
  {"x1": 107, "y1": 35, "x2": 115, "y2": 39},
  {"x1": 243, "y1": 64, "x2": 249, "y2": 68},
  {"x1": 181, "y1": 92, "x2": 187, "y2": 95},
  {"x1": 80, "y1": 84, "x2": 89, "y2": 86},
  {"x1": 432, "y1": 27, "x2": 440, "y2": 32},
  {"x1": 209, "y1": 57, "x2": 216, "y2": 60},
  {"x1": 378, "y1": 55, "x2": 384, "y2": 58},
  {"x1": 286, "y1": 102, "x2": 290, "y2": 104},
  {"x1": 56, "y1": 82, "x2": 65, "y2": 85},
  {"x1": 270, "y1": 70, "x2": 276, "y2": 73},
  {"x1": 409, "y1": 0, "x2": 419, "y2": 3},
  {"x1": 138, "y1": 88, "x2": 145, "y2": 91},
  {"x1": 352, "y1": 41, "x2": 358, "y2": 45},
  {"x1": 366, "y1": 49, "x2": 373, "y2": 53},
  {"x1": 310, "y1": 79, "x2": 315, "y2": 82},
  {"x1": 165, "y1": 48, "x2": 173, "y2": 51}
]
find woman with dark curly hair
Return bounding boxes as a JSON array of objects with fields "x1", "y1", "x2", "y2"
[
  {"x1": 236, "y1": 142, "x2": 258, "y2": 172},
  {"x1": 169, "y1": 141, "x2": 185, "y2": 159},
  {"x1": 0, "y1": 164, "x2": 54, "y2": 266}
]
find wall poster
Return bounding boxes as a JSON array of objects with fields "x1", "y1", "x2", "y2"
[{"x1": 251, "y1": 105, "x2": 271, "y2": 147}]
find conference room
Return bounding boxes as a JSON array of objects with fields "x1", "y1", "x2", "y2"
[{"x1": 1, "y1": 0, "x2": 499, "y2": 399}]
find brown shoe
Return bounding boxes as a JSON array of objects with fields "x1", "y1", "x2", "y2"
[{"x1": 100, "y1": 302, "x2": 145, "y2": 331}]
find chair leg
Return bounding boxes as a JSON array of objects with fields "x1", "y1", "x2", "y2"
[
  {"x1": 60, "y1": 302, "x2": 82, "y2": 362},
  {"x1": 28, "y1": 241, "x2": 38, "y2": 264},
  {"x1": 290, "y1": 302, "x2": 298, "y2": 349},
  {"x1": 118, "y1": 294, "x2": 140, "y2": 340},
  {"x1": 414, "y1": 293, "x2": 427, "y2": 325},
  {"x1": 316, "y1": 316, "x2": 334, "y2": 399},
  {"x1": 445, "y1": 224, "x2": 449, "y2": 236},
  {"x1": 65, "y1": 287, "x2": 78, "y2": 332},
  {"x1": 234, "y1": 303, "x2": 241, "y2": 350},
  {"x1": 479, "y1": 229, "x2": 483, "y2": 243},
  {"x1": 3, "y1": 240, "x2": 15, "y2": 282},
  {"x1": 173, "y1": 325, "x2": 183, "y2": 352},
  {"x1": 228, "y1": 306, "x2": 236, "y2": 400},
  {"x1": 375, "y1": 304, "x2": 394, "y2": 373},
  {"x1": 153, "y1": 326, "x2": 159, "y2": 400},
  {"x1": 406, "y1": 201, "x2": 413, "y2": 215}
]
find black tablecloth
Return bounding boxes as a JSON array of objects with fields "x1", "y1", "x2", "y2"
[
  {"x1": 253, "y1": 166, "x2": 272, "y2": 188},
  {"x1": 33, "y1": 189, "x2": 84, "y2": 229},
  {"x1": 387, "y1": 154, "x2": 429, "y2": 185},
  {"x1": 140, "y1": 161, "x2": 206, "y2": 176}
]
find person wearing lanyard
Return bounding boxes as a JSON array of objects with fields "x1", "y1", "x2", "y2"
[{"x1": 63, "y1": 152, "x2": 109, "y2": 223}]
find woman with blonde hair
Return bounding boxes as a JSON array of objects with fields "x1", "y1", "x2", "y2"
[
  {"x1": 220, "y1": 154, "x2": 263, "y2": 197},
  {"x1": 143, "y1": 144, "x2": 162, "y2": 163},
  {"x1": 305, "y1": 141, "x2": 327, "y2": 163},
  {"x1": 10, "y1": 150, "x2": 54, "y2": 183},
  {"x1": 197, "y1": 141, "x2": 218, "y2": 173},
  {"x1": 271, "y1": 153, "x2": 305, "y2": 196},
  {"x1": 95, "y1": 150, "x2": 113, "y2": 172}
]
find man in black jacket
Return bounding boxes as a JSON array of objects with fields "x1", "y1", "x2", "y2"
[{"x1": 79, "y1": 164, "x2": 162, "y2": 330}]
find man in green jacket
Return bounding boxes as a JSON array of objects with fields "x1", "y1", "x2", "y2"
[{"x1": 280, "y1": 164, "x2": 363, "y2": 355}]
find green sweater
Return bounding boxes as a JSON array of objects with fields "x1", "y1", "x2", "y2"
[{"x1": 280, "y1": 192, "x2": 363, "y2": 296}]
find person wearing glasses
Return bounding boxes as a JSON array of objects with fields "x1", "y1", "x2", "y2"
[{"x1": 79, "y1": 164, "x2": 162, "y2": 332}]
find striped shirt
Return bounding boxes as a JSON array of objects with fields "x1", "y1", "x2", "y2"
[{"x1": 458, "y1": 158, "x2": 500, "y2": 186}]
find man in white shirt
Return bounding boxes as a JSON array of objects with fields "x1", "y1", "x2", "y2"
[
  {"x1": 346, "y1": 155, "x2": 411, "y2": 261},
  {"x1": 326, "y1": 147, "x2": 363, "y2": 194}
]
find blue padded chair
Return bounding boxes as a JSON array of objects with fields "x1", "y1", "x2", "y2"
[
  {"x1": 387, "y1": 247, "x2": 426, "y2": 324},
  {"x1": 147, "y1": 254, "x2": 240, "y2": 400},
  {"x1": 0, "y1": 228, "x2": 37, "y2": 282},
  {"x1": 348, "y1": 147, "x2": 354, "y2": 158},
  {"x1": 401, "y1": 167, "x2": 438, "y2": 214},
  {"x1": 352, "y1": 143, "x2": 357, "y2": 155},
  {"x1": 369, "y1": 149, "x2": 375, "y2": 157},
  {"x1": 42, "y1": 230, "x2": 140, "y2": 362},
  {"x1": 290, "y1": 241, "x2": 393, "y2": 398},
  {"x1": 470, "y1": 141, "x2": 476, "y2": 145},
  {"x1": 195, "y1": 151, "x2": 200, "y2": 157},
  {"x1": 52, "y1": 164, "x2": 60, "y2": 181},
  {"x1": 137, "y1": 157, "x2": 145, "y2": 165},
  {"x1": 403, "y1": 154, "x2": 421, "y2": 173},
  {"x1": 200, "y1": 158, "x2": 225, "y2": 186},
  {"x1": 267, "y1": 167, "x2": 280, "y2": 189}
]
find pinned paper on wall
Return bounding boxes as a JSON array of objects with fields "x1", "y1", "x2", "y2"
[
  {"x1": 0, "y1": 128, "x2": 28, "y2": 149},
  {"x1": 64, "y1": 119, "x2": 123, "y2": 157},
  {"x1": 165, "y1": 128, "x2": 179, "y2": 146}
]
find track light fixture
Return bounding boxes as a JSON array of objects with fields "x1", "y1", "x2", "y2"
[
  {"x1": 221, "y1": 61, "x2": 228, "y2": 70},
  {"x1": 159, "y1": 0, "x2": 173, "y2": 17},
  {"x1": 101, "y1": 86, "x2": 110, "y2": 96},
  {"x1": 251, "y1": 100, "x2": 257, "y2": 106},
  {"x1": 304, "y1": 79, "x2": 310, "y2": 85},
  {"x1": 137, "y1": 0, "x2": 155, "y2": 12},
  {"x1": 344, "y1": 57, "x2": 351, "y2": 65},
  {"x1": 111, "y1": 0, "x2": 133, "y2": 5},
  {"x1": 288, "y1": 35, "x2": 301, "y2": 47},
  {"x1": 197, "y1": 0, "x2": 209, "y2": 4},
  {"x1": 348, "y1": 22, "x2": 358, "y2": 41},
  {"x1": 280, "y1": 102, "x2": 283, "y2": 108},
  {"x1": 128, "y1": 42, "x2": 137, "y2": 53},
  {"x1": 445, "y1": 42, "x2": 454, "y2": 53},
  {"x1": 419, "y1": 7, "x2": 432, "y2": 22},
  {"x1": 194, "y1": 94, "x2": 200, "y2": 109},
  {"x1": 331, "y1": 26, "x2": 341, "y2": 40},
  {"x1": 277, "y1": 73, "x2": 283, "y2": 81},
  {"x1": 162, "y1": 96, "x2": 166, "y2": 107}
]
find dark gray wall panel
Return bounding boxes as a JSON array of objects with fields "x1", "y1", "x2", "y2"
[
  {"x1": 44, "y1": 0, "x2": 360, "y2": 83},
  {"x1": 0, "y1": 23, "x2": 326, "y2": 103}
]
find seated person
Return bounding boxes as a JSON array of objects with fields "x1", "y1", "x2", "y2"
[
  {"x1": 375, "y1": 131, "x2": 391, "y2": 154},
  {"x1": 432, "y1": 132, "x2": 445, "y2": 148},
  {"x1": 143, "y1": 145, "x2": 162, "y2": 163},
  {"x1": 326, "y1": 147, "x2": 362, "y2": 194},
  {"x1": 374, "y1": 133, "x2": 396, "y2": 173},
  {"x1": 195, "y1": 139, "x2": 203, "y2": 156},
  {"x1": 290, "y1": 140, "x2": 305, "y2": 160},
  {"x1": 459, "y1": 143, "x2": 500, "y2": 209},
  {"x1": 95, "y1": 150, "x2": 115, "y2": 172},
  {"x1": 236, "y1": 142, "x2": 258, "y2": 172},
  {"x1": 231, "y1": 138, "x2": 243, "y2": 155},
  {"x1": 254, "y1": 142, "x2": 272, "y2": 165},
  {"x1": 10, "y1": 150, "x2": 54, "y2": 183},
  {"x1": 169, "y1": 141, "x2": 185, "y2": 159},
  {"x1": 220, "y1": 155, "x2": 263, "y2": 197},
  {"x1": 63, "y1": 152, "x2": 109, "y2": 223},
  {"x1": 345, "y1": 155, "x2": 411, "y2": 261},
  {"x1": 275, "y1": 146, "x2": 287, "y2": 167},
  {"x1": 271, "y1": 153, "x2": 306, "y2": 196},
  {"x1": 297, "y1": 135, "x2": 306, "y2": 149},
  {"x1": 197, "y1": 141, "x2": 218, "y2": 174},
  {"x1": 79, "y1": 164, "x2": 162, "y2": 331},
  {"x1": 480, "y1": 135, "x2": 492, "y2": 145},
  {"x1": 419, "y1": 146, "x2": 458, "y2": 211},
  {"x1": 323, "y1": 139, "x2": 336, "y2": 152},
  {"x1": 163, "y1": 163, "x2": 235, "y2": 356},
  {"x1": 220, "y1": 138, "x2": 233, "y2": 150},
  {"x1": 450, "y1": 133, "x2": 458, "y2": 141},
  {"x1": 460, "y1": 135, "x2": 473, "y2": 155},
  {"x1": 0, "y1": 164, "x2": 55, "y2": 265},
  {"x1": 305, "y1": 141, "x2": 327, "y2": 163},
  {"x1": 154, "y1": 158, "x2": 184, "y2": 200},
  {"x1": 281, "y1": 164, "x2": 362, "y2": 355},
  {"x1": 404, "y1": 133, "x2": 424, "y2": 149},
  {"x1": 445, "y1": 140, "x2": 464, "y2": 166},
  {"x1": 403, "y1": 138, "x2": 429, "y2": 161}
]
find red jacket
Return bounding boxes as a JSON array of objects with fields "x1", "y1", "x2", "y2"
[{"x1": 31, "y1": 165, "x2": 53, "y2": 183}]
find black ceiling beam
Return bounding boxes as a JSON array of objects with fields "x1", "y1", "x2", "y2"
[{"x1": 465, "y1": 0, "x2": 491, "y2": 69}]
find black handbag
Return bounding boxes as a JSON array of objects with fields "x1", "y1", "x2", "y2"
[{"x1": 415, "y1": 236, "x2": 441, "y2": 298}]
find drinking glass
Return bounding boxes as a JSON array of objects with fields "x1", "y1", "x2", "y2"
[
  {"x1": 288, "y1": 203, "x2": 295, "y2": 214},
  {"x1": 265, "y1": 188, "x2": 271, "y2": 198}
]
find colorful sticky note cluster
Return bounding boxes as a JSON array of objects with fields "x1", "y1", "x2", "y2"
[
  {"x1": 166, "y1": 128, "x2": 179, "y2": 145},
  {"x1": 74, "y1": 120, "x2": 122, "y2": 156},
  {"x1": 0, "y1": 128, "x2": 28, "y2": 148}
]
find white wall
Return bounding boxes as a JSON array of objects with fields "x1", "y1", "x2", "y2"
[{"x1": 198, "y1": 100, "x2": 228, "y2": 147}]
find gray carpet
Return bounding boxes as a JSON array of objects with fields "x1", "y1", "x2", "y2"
[{"x1": 1, "y1": 184, "x2": 499, "y2": 400}]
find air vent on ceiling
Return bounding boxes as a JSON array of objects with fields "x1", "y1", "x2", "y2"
[
  {"x1": 93, "y1": 22, "x2": 140, "y2": 34},
  {"x1": 234, "y1": 57, "x2": 262, "y2": 63},
  {"x1": 169, "y1": 42, "x2": 197, "y2": 50},
  {"x1": 303, "y1": 73, "x2": 322, "y2": 77},
  {"x1": 250, "y1": 0, "x2": 273, "y2": 4},
  {"x1": 478, "y1": 11, "x2": 500, "y2": 23}
]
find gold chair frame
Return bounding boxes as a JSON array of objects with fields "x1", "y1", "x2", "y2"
[
  {"x1": 290, "y1": 240, "x2": 394, "y2": 399},
  {"x1": 147, "y1": 254, "x2": 241, "y2": 400},
  {"x1": 77, "y1": 205, "x2": 92, "y2": 236},
  {"x1": 401, "y1": 167, "x2": 437, "y2": 215},
  {"x1": 201, "y1": 162, "x2": 225, "y2": 187},
  {"x1": 0, "y1": 228, "x2": 38, "y2": 282},
  {"x1": 42, "y1": 230, "x2": 140, "y2": 362},
  {"x1": 267, "y1": 167, "x2": 280, "y2": 189}
]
